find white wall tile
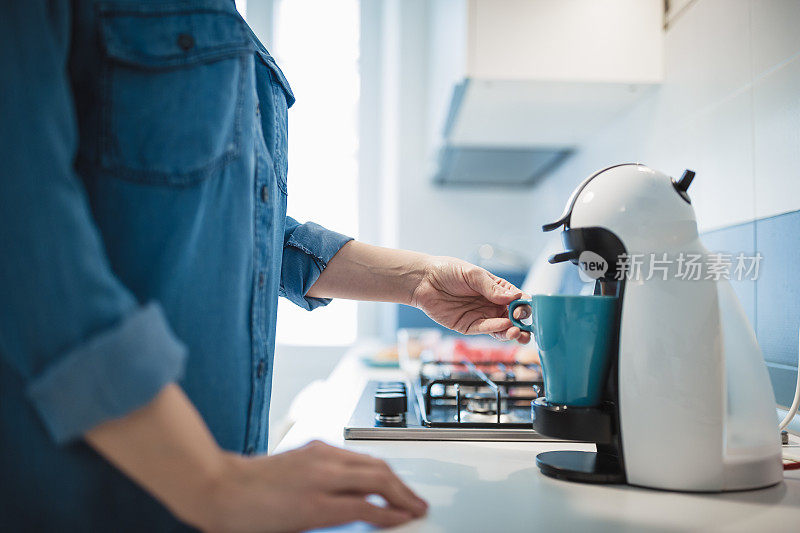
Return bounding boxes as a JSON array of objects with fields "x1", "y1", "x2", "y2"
[
  {"x1": 544, "y1": 92, "x2": 755, "y2": 232},
  {"x1": 751, "y1": 0, "x2": 800, "y2": 76},
  {"x1": 753, "y1": 55, "x2": 800, "y2": 219},
  {"x1": 651, "y1": 115, "x2": 703, "y2": 192},
  {"x1": 662, "y1": 0, "x2": 751, "y2": 125},
  {"x1": 689, "y1": 89, "x2": 756, "y2": 230}
]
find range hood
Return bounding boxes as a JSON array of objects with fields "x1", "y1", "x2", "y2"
[
  {"x1": 434, "y1": 145, "x2": 571, "y2": 186},
  {"x1": 429, "y1": 0, "x2": 663, "y2": 187},
  {"x1": 434, "y1": 78, "x2": 656, "y2": 186}
]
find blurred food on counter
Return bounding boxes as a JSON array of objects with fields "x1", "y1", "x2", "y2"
[
  {"x1": 361, "y1": 327, "x2": 541, "y2": 372},
  {"x1": 397, "y1": 328, "x2": 540, "y2": 382},
  {"x1": 359, "y1": 344, "x2": 401, "y2": 367}
]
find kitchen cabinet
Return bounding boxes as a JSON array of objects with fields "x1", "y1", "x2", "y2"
[{"x1": 429, "y1": 0, "x2": 664, "y2": 186}]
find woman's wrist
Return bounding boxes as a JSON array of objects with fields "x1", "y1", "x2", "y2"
[
  {"x1": 188, "y1": 451, "x2": 247, "y2": 531},
  {"x1": 84, "y1": 385, "x2": 236, "y2": 531},
  {"x1": 404, "y1": 253, "x2": 435, "y2": 307},
  {"x1": 408, "y1": 255, "x2": 468, "y2": 308}
]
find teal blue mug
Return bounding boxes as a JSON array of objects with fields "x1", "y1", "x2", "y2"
[{"x1": 508, "y1": 294, "x2": 617, "y2": 407}]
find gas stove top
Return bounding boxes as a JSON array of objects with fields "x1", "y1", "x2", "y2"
[{"x1": 344, "y1": 356, "x2": 557, "y2": 441}]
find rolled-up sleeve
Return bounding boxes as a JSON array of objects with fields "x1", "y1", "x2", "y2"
[
  {"x1": 280, "y1": 216, "x2": 353, "y2": 310},
  {"x1": 0, "y1": 2, "x2": 186, "y2": 444},
  {"x1": 27, "y1": 304, "x2": 186, "y2": 444}
]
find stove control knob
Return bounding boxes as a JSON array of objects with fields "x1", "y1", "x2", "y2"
[
  {"x1": 376, "y1": 381, "x2": 406, "y2": 393},
  {"x1": 376, "y1": 388, "x2": 405, "y2": 396},
  {"x1": 375, "y1": 391, "x2": 407, "y2": 417}
]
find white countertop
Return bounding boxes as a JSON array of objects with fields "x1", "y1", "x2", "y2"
[{"x1": 273, "y1": 345, "x2": 800, "y2": 532}]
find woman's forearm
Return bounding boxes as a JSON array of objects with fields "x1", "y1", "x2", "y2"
[
  {"x1": 309, "y1": 241, "x2": 531, "y2": 343},
  {"x1": 84, "y1": 384, "x2": 226, "y2": 528},
  {"x1": 307, "y1": 240, "x2": 431, "y2": 304},
  {"x1": 85, "y1": 383, "x2": 427, "y2": 531}
]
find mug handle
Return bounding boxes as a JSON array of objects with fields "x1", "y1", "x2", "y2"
[{"x1": 508, "y1": 299, "x2": 534, "y2": 333}]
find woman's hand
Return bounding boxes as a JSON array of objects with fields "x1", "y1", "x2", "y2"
[
  {"x1": 203, "y1": 440, "x2": 427, "y2": 532},
  {"x1": 411, "y1": 257, "x2": 531, "y2": 344},
  {"x1": 87, "y1": 386, "x2": 425, "y2": 533}
]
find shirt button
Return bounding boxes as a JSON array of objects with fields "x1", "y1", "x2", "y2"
[
  {"x1": 258, "y1": 272, "x2": 265, "y2": 288},
  {"x1": 260, "y1": 185, "x2": 269, "y2": 202},
  {"x1": 255, "y1": 103, "x2": 261, "y2": 116},
  {"x1": 177, "y1": 33, "x2": 195, "y2": 51},
  {"x1": 245, "y1": 445, "x2": 255, "y2": 456},
  {"x1": 256, "y1": 360, "x2": 266, "y2": 379}
]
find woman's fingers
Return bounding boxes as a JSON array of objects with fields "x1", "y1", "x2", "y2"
[
  {"x1": 491, "y1": 325, "x2": 532, "y2": 344},
  {"x1": 488, "y1": 273, "x2": 521, "y2": 292},
  {"x1": 471, "y1": 316, "x2": 531, "y2": 342},
  {"x1": 470, "y1": 317, "x2": 515, "y2": 335},
  {"x1": 513, "y1": 304, "x2": 531, "y2": 320},
  {"x1": 321, "y1": 496, "x2": 415, "y2": 529},
  {"x1": 304, "y1": 441, "x2": 426, "y2": 517},
  {"x1": 330, "y1": 467, "x2": 427, "y2": 517},
  {"x1": 467, "y1": 269, "x2": 522, "y2": 305},
  {"x1": 506, "y1": 326, "x2": 522, "y2": 340}
]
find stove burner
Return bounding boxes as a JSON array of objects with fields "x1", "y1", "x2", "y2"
[
  {"x1": 459, "y1": 410, "x2": 514, "y2": 424},
  {"x1": 420, "y1": 357, "x2": 541, "y2": 427},
  {"x1": 459, "y1": 392, "x2": 514, "y2": 423},
  {"x1": 463, "y1": 392, "x2": 508, "y2": 415}
]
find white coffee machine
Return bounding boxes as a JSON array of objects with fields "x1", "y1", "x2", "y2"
[{"x1": 532, "y1": 163, "x2": 782, "y2": 491}]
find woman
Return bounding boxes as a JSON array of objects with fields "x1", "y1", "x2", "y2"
[{"x1": 0, "y1": 2, "x2": 530, "y2": 531}]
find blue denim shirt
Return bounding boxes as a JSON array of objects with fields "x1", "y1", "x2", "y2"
[{"x1": 0, "y1": 1, "x2": 351, "y2": 529}]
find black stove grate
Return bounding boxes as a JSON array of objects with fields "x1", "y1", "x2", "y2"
[{"x1": 414, "y1": 358, "x2": 543, "y2": 429}]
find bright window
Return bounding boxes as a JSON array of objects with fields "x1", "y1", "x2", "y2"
[
  {"x1": 271, "y1": 0, "x2": 361, "y2": 345},
  {"x1": 234, "y1": 0, "x2": 247, "y2": 19}
]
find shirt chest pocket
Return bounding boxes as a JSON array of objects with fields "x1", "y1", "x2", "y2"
[{"x1": 97, "y1": 3, "x2": 254, "y2": 186}]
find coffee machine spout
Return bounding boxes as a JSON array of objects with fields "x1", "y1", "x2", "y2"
[{"x1": 547, "y1": 250, "x2": 579, "y2": 264}]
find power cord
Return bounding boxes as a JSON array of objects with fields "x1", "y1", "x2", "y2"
[{"x1": 779, "y1": 329, "x2": 800, "y2": 471}]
